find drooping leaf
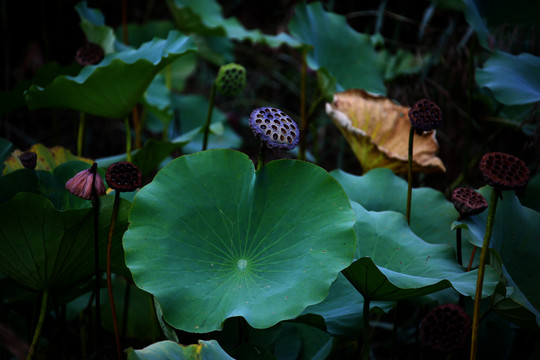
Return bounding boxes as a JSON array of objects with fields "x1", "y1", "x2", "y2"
[
  {"x1": 476, "y1": 51, "x2": 540, "y2": 106},
  {"x1": 289, "y1": 3, "x2": 386, "y2": 95},
  {"x1": 0, "y1": 192, "x2": 130, "y2": 291},
  {"x1": 25, "y1": 31, "x2": 197, "y2": 119},
  {"x1": 274, "y1": 323, "x2": 333, "y2": 360},
  {"x1": 126, "y1": 340, "x2": 234, "y2": 360},
  {"x1": 343, "y1": 202, "x2": 499, "y2": 301},
  {"x1": 124, "y1": 149, "x2": 356, "y2": 332},
  {"x1": 462, "y1": 186, "x2": 540, "y2": 326},
  {"x1": 326, "y1": 89, "x2": 445, "y2": 174},
  {"x1": 3, "y1": 144, "x2": 93, "y2": 174}
]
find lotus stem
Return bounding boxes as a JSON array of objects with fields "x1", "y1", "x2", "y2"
[
  {"x1": 124, "y1": 117, "x2": 132, "y2": 162},
  {"x1": 299, "y1": 49, "x2": 307, "y2": 161},
  {"x1": 202, "y1": 82, "x2": 217, "y2": 151},
  {"x1": 362, "y1": 297, "x2": 371, "y2": 360},
  {"x1": 456, "y1": 227, "x2": 463, "y2": 266},
  {"x1": 91, "y1": 165, "x2": 102, "y2": 350},
  {"x1": 77, "y1": 112, "x2": 86, "y2": 157},
  {"x1": 467, "y1": 246, "x2": 477, "y2": 272},
  {"x1": 470, "y1": 189, "x2": 498, "y2": 360},
  {"x1": 107, "y1": 191, "x2": 122, "y2": 360},
  {"x1": 256, "y1": 142, "x2": 265, "y2": 171},
  {"x1": 406, "y1": 127, "x2": 415, "y2": 225},
  {"x1": 27, "y1": 290, "x2": 48, "y2": 360}
]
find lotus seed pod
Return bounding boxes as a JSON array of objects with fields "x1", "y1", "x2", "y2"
[
  {"x1": 409, "y1": 99, "x2": 442, "y2": 133},
  {"x1": 19, "y1": 151, "x2": 37, "y2": 169},
  {"x1": 215, "y1": 63, "x2": 246, "y2": 97},
  {"x1": 479, "y1": 152, "x2": 530, "y2": 191},
  {"x1": 249, "y1": 107, "x2": 300, "y2": 150},
  {"x1": 106, "y1": 161, "x2": 142, "y2": 192},
  {"x1": 75, "y1": 43, "x2": 104, "y2": 66},
  {"x1": 451, "y1": 187, "x2": 488, "y2": 219},
  {"x1": 419, "y1": 304, "x2": 471, "y2": 353},
  {"x1": 66, "y1": 163, "x2": 106, "y2": 200}
]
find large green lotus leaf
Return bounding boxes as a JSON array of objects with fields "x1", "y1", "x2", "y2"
[
  {"x1": 301, "y1": 273, "x2": 394, "y2": 337},
  {"x1": 288, "y1": 2, "x2": 386, "y2": 95},
  {"x1": 331, "y1": 168, "x2": 464, "y2": 246},
  {"x1": 462, "y1": 187, "x2": 540, "y2": 326},
  {"x1": 0, "y1": 192, "x2": 130, "y2": 291},
  {"x1": 476, "y1": 51, "x2": 540, "y2": 106},
  {"x1": 343, "y1": 202, "x2": 499, "y2": 301},
  {"x1": 124, "y1": 149, "x2": 356, "y2": 332},
  {"x1": 521, "y1": 173, "x2": 540, "y2": 212},
  {"x1": 25, "y1": 31, "x2": 196, "y2": 119},
  {"x1": 126, "y1": 340, "x2": 234, "y2": 360},
  {"x1": 167, "y1": 0, "x2": 301, "y2": 48}
]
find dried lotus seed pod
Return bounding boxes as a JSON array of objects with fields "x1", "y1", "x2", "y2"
[
  {"x1": 479, "y1": 152, "x2": 529, "y2": 191},
  {"x1": 19, "y1": 151, "x2": 37, "y2": 169},
  {"x1": 419, "y1": 303, "x2": 471, "y2": 353},
  {"x1": 249, "y1": 107, "x2": 299, "y2": 150},
  {"x1": 75, "y1": 43, "x2": 104, "y2": 66},
  {"x1": 451, "y1": 187, "x2": 488, "y2": 219},
  {"x1": 105, "y1": 161, "x2": 142, "y2": 192},
  {"x1": 409, "y1": 99, "x2": 442, "y2": 133}
]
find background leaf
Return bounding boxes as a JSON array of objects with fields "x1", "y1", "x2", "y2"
[
  {"x1": 126, "y1": 340, "x2": 234, "y2": 360},
  {"x1": 25, "y1": 31, "x2": 197, "y2": 119},
  {"x1": 288, "y1": 2, "x2": 386, "y2": 95},
  {"x1": 124, "y1": 149, "x2": 356, "y2": 332}
]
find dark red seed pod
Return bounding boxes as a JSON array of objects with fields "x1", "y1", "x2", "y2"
[
  {"x1": 451, "y1": 187, "x2": 488, "y2": 218},
  {"x1": 419, "y1": 303, "x2": 471, "y2": 353},
  {"x1": 408, "y1": 99, "x2": 442, "y2": 133},
  {"x1": 75, "y1": 43, "x2": 104, "y2": 66},
  {"x1": 19, "y1": 151, "x2": 37, "y2": 169},
  {"x1": 105, "y1": 161, "x2": 142, "y2": 192},
  {"x1": 249, "y1": 107, "x2": 299, "y2": 150},
  {"x1": 479, "y1": 152, "x2": 530, "y2": 191}
]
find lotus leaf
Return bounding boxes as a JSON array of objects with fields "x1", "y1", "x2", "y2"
[
  {"x1": 343, "y1": 202, "x2": 499, "y2": 301},
  {"x1": 126, "y1": 340, "x2": 234, "y2": 360},
  {"x1": 0, "y1": 192, "x2": 130, "y2": 291},
  {"x1": 462, "y1": 187, "x2": 540, "y2": 326},
  {"x1": 3, "y1": 144, "x2": 92, "y2": 174},
  {"x1": 289, "y1": 3, "x2": 386, "y2": 95},
  {"x1": 25, "y1": 31, "x2": 196, "y2": 119},
  {"x1": 123, "y1": 149, "x2": 356, "y2": 332},
  {"x1": 326, "y1": 89, "x2": 445, "y2": 174}
]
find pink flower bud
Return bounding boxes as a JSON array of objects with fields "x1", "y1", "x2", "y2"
[{"x1": 65, "y1": 163, "x2": 106, "y2": 200}]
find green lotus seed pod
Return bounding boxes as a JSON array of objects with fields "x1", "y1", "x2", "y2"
[{"x1": 215, "y1": 63, "x2": 246, "y2": 97}]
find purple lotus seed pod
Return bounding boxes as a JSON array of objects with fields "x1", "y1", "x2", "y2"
[
  {"x1": 451, "y1": 187, "x2": 488, "y2": 219},
  {"x1": 19, "y1": 151, "x2": 37, "y2": 169},
  {"x1": 479, "y1": 152, "x2": 530, "y2": 191},
  {"x1": 409, "y1": 99, "x2": 442, "y2": 133},
  {"x1": 249, "y1": 107, "x2": 299, "y2": 150},
  {"x1": 75, "y1": 43, "x2": 104, "y2": 66},
  {"x1": 65, "y1": 163, "x2": 106, "y2": 200},
  {"x1": 419, "y1": 303, "x2": 471, "y2": 353},
  {"x1": 106, "y1": 161, "x2": 142, "y2": 192}
]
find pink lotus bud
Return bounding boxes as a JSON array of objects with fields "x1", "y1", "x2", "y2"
[{"x1": 65, "y1": 163, "x2": 106, "y2": 200}]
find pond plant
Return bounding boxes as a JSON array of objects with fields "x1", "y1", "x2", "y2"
[{"x1": 1, "y1": 1, "x2": 539, "y2": 360}]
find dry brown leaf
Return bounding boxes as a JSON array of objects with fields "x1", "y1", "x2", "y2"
[{"x1": 326, "y1": 89, "x2": 446, "y2": 174}]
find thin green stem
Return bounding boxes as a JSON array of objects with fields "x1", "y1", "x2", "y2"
[
  {"x1": 470, "y1": 188, "x2": 499, "y2": 360},
  {"x1": 27, "y1": 290, "x2": 48, "y2": 360},
  {"x1": 363, "y1": 297, "x2": 371, "y2": 360},
  {"x1": 107, "y1": 191, "x2": 122, "y2": 360},
  {"x1": 256, "y1": 142, "x2": 265, "y2": 171},
  {"x1": 299, "y1": 49, "x2": 307, "y2": 161},
  {"x1": 77, "y1": 112, "x2": 86, "y2": 157},
  {"x1": 202, "y1": 82, "x2": 217, "y2": 151},
  {"x1": 124, "y1": 117, "x2": 132, "y2": 162},
  {"x1": 406, "y1": 127, "x2": 415, "y2": 225}
]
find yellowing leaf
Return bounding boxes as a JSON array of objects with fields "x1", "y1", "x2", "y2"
[
  {"x1": 3, "y1": 144, "x2": 93, "y2": 174},
  {"x1": 326, "y1": 89, "x2": 445, "y2": 174}
]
